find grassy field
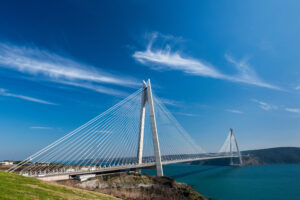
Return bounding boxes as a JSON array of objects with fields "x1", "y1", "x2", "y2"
[{"x1": 0, "y1": 171, "x2": 119, "y2": 200}]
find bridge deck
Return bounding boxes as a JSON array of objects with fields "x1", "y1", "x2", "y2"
[{"x1": 36, "y1": 155, "x2": 237, "y2": 181}]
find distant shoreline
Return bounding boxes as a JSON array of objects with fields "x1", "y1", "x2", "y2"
[{"x1": 189, "y1": 147, "x2": 300, "y2": 166}]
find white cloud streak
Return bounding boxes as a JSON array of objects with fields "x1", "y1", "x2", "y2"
[
  {"x1": 133, "y1": 33, "x2": 223, "y2": 79},
  {"x1": 252, "y1": 99, "x2": 278, "y2": 111},
  {"x1": 55, "y1": 80, "x2": 128, "y2": 97},
  {"x1": 224, "y1": 54, "x2": 281, "y2": 90},
  {"x1": 250, "y1": 100, "x2": 300, "y2": 114},
  {"x1": 0, "y1": 88, "x2": 57, "y2": 105},
  {"x1": 175, "y1": 112, "x2": 200, "y2": 117},
  {"x1": 133, "y1": 32, "x2": 281, "y2": 90},
  {"x1": 158, "y1": 97, "x2": 182, "y2": 107},
  {"x1": 0, "y1": 43, "x2": 139, "y2": 96},
  {"x1": 226, "y1": 109, "x2": 243, "y2": 114},
  {"x1": 285, "y1": 108, "x2": 300, "y2": 114},
  {"x1": 30, "y1": 126, "x2": 52, "y2": 129}
]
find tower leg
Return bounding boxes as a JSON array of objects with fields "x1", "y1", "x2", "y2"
[
  {"x1": 232, "y1": 129, "x2": 243, "y2": 165},
  {"x1": 137, "y1": 82, "x2": 147, "y2": 166},
  {"x1": 230, "y1": 129, "x2": 233, "y2": 165},
  {"x1": 146, "y1": 79, "x2": 163, "y2": 176}
]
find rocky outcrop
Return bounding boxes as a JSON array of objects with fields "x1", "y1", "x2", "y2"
[{"x1": 58, "y1": 172, "x2": 210, "y2": 200}]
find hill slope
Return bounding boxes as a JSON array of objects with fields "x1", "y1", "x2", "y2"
[
  {"x1": 0, "y1": 171, "x2": 118, "y2": 200},
  {"x1": 242, "y1": 147, "x2": 300, "y2": 165},
  {"x1": 191, "y1": 147, "x2": 300, "y2": 166}
]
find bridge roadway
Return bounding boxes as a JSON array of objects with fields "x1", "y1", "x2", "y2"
[{"x1": 37, "y1": 155, "x2": 237, "y2": 181}]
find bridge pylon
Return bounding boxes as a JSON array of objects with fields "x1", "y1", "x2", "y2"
[
  {"x1": 229, "y1": 128, "x2": 243, "y2": 166},
  {"x1": 137, "y1": 79, "x2": 163, "y2": 176}
]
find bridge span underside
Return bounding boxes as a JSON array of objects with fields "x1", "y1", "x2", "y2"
[{"x1": 8, "y1": 79, "x2": 243, "y2": 178}]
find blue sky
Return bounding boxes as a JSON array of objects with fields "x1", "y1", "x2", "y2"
[{"x1": 1, "y1": 0, "x2": 300, "y2": 160}]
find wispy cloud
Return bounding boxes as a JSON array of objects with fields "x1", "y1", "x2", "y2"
[
  {"x1": 250, "y1": 100, "x2": 300, "y2": 114},
  {"x1": 158, "y1": 97, "x2": 182, "y2": 107},
  {"x1": 133, "y1": 33, "x2": 223, "y2": 78},
  {"x1": 0, "y1": 43, "x2": 139, "y2": 96},
  {"x1": 175, "y1": 112, "x2": 200, "y2": 117},
  {"x1": 285, "y1": 108, "x2": 300, "y2": 114},
  {"x1": 224, "y1": 54, "x2": 281, "y2": 90},
  {"x1": 252, "y1": 99, "x2": 278, "y2": 111},
  {"x1": 55, "y1": 80, "x2": 128, "y2": 97},
  {"x1": 0, "y1": 88, "x2": 57, "y2": 105},
  {"x1": 30, "y1": 126, "x2": 53, "y2": 129},
  {"x1": 133, "y1": 32, "x2": 281, "y2": 90},
  {"x1": 226, "y1": 109, "x2": 243, "y2": 114}
]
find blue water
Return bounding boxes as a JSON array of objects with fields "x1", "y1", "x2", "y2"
[{"x1": 143, "y1": 164, "x2": 300, "y2": 200}]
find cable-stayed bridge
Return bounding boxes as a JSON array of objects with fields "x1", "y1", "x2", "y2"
[{"x1": 8, "y1": 79, "x2": 243, "y2": 181}]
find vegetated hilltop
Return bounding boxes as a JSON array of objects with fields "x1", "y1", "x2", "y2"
[
  {"x1": 0, "y1": 171, "x2": 117, "y2": 200},
  {"x1": 191, "y1": 147, "x2": 300, "y2": 166},
  {"x1": 58, "y1": 172, "x2": 210, "y2": 200},
  {"x1": 242, "y1": 147, "x2": 300, "y2": 165}
]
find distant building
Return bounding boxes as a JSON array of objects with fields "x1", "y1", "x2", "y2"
[
  {"x1": 36, "y1": 162, "x2": 50, "y2": 166},
  {"x1": 0, "y1": 161, "x2": 14, "y2": 166}
]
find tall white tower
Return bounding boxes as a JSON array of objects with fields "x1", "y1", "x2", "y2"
[{"x1": 137, "y1": 79, "x2": 163, "y2": 176}]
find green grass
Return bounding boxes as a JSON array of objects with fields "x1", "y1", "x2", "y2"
[{"x1": 0, "y1": 171, "x2": 118, "y2": 200}]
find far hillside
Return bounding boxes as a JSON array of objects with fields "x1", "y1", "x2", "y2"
[
  {"x1": 190, "y1": 147, "x2": 300, "y2": 166},
  {"x1": 242, "y1": 147, "x2": 300, "y2": 165}
]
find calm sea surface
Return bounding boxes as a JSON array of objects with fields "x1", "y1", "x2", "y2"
[{"x1": 143, "y1": 164, "x2": 300, "y2": 200}]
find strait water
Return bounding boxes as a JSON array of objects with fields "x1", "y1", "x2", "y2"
[{"x1": 143, "y1": 164, "x2": 300, "y2": 200}]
